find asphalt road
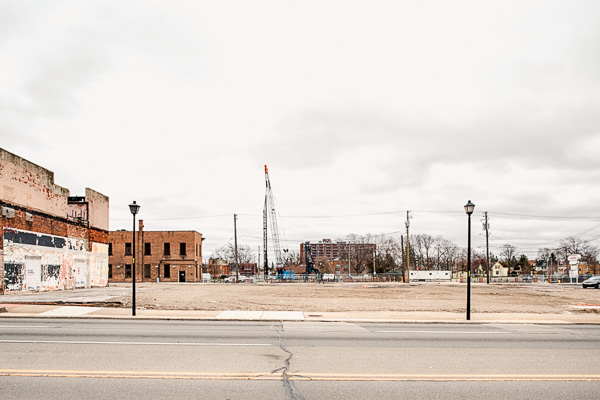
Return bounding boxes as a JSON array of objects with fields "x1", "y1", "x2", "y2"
[{"x1": 1, "y1": 319, "x2": 599, "y2": 399}]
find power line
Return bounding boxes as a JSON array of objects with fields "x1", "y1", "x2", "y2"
[
  {"x1": 113, "y1": 209, "x2": 600, "y2": 223},
  {"x1": 274, "y1": 210, "x2": 406, "y2": 219},
  {"x1": 489, "y1": 212, "x2": 600, "y2": 221},
  {"x1": 111, "y1": 213, "x2": 231, "y2": 222}
]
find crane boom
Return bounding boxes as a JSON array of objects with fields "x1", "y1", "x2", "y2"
[{"x1": 264, "y1": 165, "x2": 285, "y2": 275}]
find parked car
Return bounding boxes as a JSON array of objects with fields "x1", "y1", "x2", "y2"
[
  {"x1": 582, "y1": 276, "x2": 600, "y2": 289},
  {"x1": 223, "y1": 276, "x2": 246, "y2": 283}
]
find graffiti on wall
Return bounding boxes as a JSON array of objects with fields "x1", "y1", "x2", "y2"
[{"x1": 2, "y1": 228, "x2": 108, "y2": 292}]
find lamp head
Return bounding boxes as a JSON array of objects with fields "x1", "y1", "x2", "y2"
[
  {"x1": 129, "y1": 201, "x2": 140, "y2": 215},
  {"x1": 464, "y1": 200, "x2": 475, "y2": 215}
]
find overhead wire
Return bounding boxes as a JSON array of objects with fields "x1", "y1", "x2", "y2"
[
  {"x1": 114, "y1": 208, "x2": 600, "y2": 258},
  {"x1": 114, "y1": 209, "x2": 600, "y2": 223}
]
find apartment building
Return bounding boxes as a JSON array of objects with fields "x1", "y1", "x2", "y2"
[
  {"x1": 300, "y1": 238, "x2": 376, "y2": 275},
  {"x1": 300, "y1": 239, "x2": 376, "y2": 261},
  {"x1": 0, "y1": 148, "x2": 109, "y2": 293},
  {"x1": 109, "y1": 222, "x2": 204, "y2": 283}
]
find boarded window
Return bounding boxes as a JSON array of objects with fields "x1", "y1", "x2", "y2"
[
  {"x1": 144, "y1": 243, "x2": 151, "y2": 256},
  {"x1": 125, "y1": 243, "x2": 132, "y2": 256},
  {"x1": 109, "y1": 243, "x2": 113, "y2": 256},
  {"x1": 164, "y1": 243, "x2": 170, "y2": 255},
  {"x1": 164, "y1": 264, "x2": 171, "y2": 278},
  {"x1": 125, "y1": 264, "x2": 132, "y2": 278},
  {"x1": 108, "y1": 264, "x2": 113, "y2": 279},
  {"x1": 180, "y1": 243, "x2": 186, "y2": 255},
  {"x1": 144, "y1": 264, "x2": 151, "y2": 279}
]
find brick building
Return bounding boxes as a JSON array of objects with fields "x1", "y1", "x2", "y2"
[
  {"x1": 0, "y1": 148, "x2": 109, "y2": 293},
  {"x1": 109, "y1": 221, "x2": 204, "y2": 283},
  {"x1": 238, "y1": 263, "x2": 258, "y2": 276},
  {"x1": 206, "y1": 258, "x2": 229, "y2": 277},
  {"x1": 300, "y1": 238, "x2": 376, "y2": 275},
  {"x1": 300, "y1": 239, "x2": 376, "y2": 261},
  {"x1": 300, "y1": 239, "x2": 345, "y2": 261}
]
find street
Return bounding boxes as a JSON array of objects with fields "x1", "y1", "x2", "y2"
[{"x1": 1, "y1": 319, "x2": 599, "y2": 399}]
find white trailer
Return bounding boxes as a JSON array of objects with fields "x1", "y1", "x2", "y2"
[{"x1": 409, "y1": 270, "x2": 451, "y2": 281}]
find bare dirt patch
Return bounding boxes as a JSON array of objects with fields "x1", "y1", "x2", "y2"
[{"x1": 110, "y1": 282, "x2": 600, "y2": 314}]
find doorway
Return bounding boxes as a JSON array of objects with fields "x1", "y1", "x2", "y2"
[{"x1": 178, "y1": 270, "x2": 186, "y2": 283}]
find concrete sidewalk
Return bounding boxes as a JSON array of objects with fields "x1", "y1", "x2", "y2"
[{"x1": 1, "y1": 303, "x2": 599, "y2": 324}]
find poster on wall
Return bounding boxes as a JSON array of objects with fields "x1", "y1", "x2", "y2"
[{"x1": 3, "y1": 228, "x2": 108, "y2": 292}]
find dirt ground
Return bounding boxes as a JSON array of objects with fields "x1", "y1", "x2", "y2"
[{"x1": 111, "y1": 282, "x2": 600, "y2": 314}]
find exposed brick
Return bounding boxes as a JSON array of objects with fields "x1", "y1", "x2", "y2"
[
  {"x1": 1, "y1": 148, "x2": 109, "y2": 293},
  {"x1": 109, "y1": 222, "x2": 203, "y2": 283}
]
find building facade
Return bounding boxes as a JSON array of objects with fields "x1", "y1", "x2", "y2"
[
  {"x1": 238, "y1": 263, "x2": 258, "y2": 276},
  {"x1": 109, "y1": 222, "x2": 204, "y2": 283},
  {"x1": 206, "y1": 258, "x2": 229, "y2": 277},
  {"x1": 300, "y1": 238, "x2": 376, "y2": 275},
  {"x1": 0, "y1": 148, "x2": 109, "y2": 293}
]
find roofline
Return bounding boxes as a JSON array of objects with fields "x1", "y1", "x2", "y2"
[{"x1": 109, "y1": 230, "x2": 203, "y2": 234}]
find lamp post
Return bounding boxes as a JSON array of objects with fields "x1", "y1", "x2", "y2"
[
  {"x1": 464, "y1": 200, "x2": 475, "y2": 321},
  {"x1": 129, "y1": 201, "x2": 140, "y2": 316}
]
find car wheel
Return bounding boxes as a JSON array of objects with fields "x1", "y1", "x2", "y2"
[{"x1": 597, "y1": 283, "x2": 600, "y2": 289}]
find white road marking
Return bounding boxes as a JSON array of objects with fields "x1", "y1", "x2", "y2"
[
  {"x1": 375, "y1": 330, "x2": 505, "y2": 334},
  {"x1": 0, "y1": 326, "x2": 54, "y2": 329},
  {"x1": 0, "y1": 339, "x2": 271, "y2": 346},
  {"x1": 217, "y1": 311, "x2": 305, "y2": 320}
]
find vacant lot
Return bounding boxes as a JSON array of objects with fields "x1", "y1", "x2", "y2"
[{"x1": 111, "y1": 282, "x2": 600, "y2": 314}]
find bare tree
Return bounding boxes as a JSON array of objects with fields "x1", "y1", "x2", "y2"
[
  {"x1": 213, "y1": 243, "x2": 256, "y2": 265},
  {"x1": 418, "y1": 234, "x2": 436, "y2": 269},
  {"x1": 432, "y1": 235, "x2": 445, "y2": 270},
  {"x1": 285, "y1": 250, "x2": 302, "y2": 267},
  {"x1": 434, "y1": 238, "x2": 460, "y2": 272},
  {"x1": 411, "y1": 234, "x2": 425, "y2": 270},
  {"x1": 345, "y1": 233, "x2": 375, "y2": 275},
  {"x1": 373, "y1": 236, "x2": 402, "y2": 273},
  {"x1": 556, "y1": 237, "x2": 599, "y2": 265},
  {"x1": 315, "y1": 257, "x2": 334, "y2": 274},
  {"x1": 500, "y1": 244, "x2": 518, "y2": 268},
  {"x1": 537, "y1": 247, "x2": 559, "y2": 275}
]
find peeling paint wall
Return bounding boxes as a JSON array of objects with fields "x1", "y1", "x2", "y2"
[
  {"x1": 1, "y1": 148, "x2": 109, "y2": 294},
  {"x1": 86, "y1": 188, "x2": 109, "y2": 232},
  {"x1": 2, "y1": 228, "x2": 108, "y2": 292},
  {"x1": 0, "y1": 148, "x2": 70, "y2": 218},
  {"x1": 0, "y1": 148, "x2": 109, "y2": 231}
]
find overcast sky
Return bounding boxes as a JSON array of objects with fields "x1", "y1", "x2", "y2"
[{"x1": 2, "y1": 0, "x2": 600, "y2": 261}]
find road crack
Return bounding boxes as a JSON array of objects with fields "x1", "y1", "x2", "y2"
[{"x1": 277, "y1": 323, "x2": 305, "y2": 400}]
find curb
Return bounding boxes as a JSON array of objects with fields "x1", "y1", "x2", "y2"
[{"x1": 1, "y1": 313, "x2": 599, "y2": 325}]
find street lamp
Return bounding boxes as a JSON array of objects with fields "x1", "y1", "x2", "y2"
[
  {"x1": 464, "y1": 200, "x2": 475, "y2": 321},
  {"x1": 129, "y1": 201, "x2": 140, "y2": 316}
]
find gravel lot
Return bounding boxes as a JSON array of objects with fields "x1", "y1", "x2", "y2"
[{"x1": 109, "y1": 282, "x2": 600, "y2": 314}]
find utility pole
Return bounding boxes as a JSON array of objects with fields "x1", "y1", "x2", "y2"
[
  {"x1": 401, "y1": 235, "x2": 405, "y2": 281},
  {"x1": 373, "y1": 248, "x2": 377, "y2": 276},
  {"x1": 347, "y1": 243, "x2": 351, "y2": 279},
  {"x1": 234, "y1": 214, "x2": 239, "y2": 283},
  {"x1": 483, "y1": 211, "x2": 490, "y2": 284},
  {"x1": 257, "y1": 246, "x2": 261, "y2": 278},
  {"x1": 405, "y1": 211, "x2": 410, "y2": 283}
]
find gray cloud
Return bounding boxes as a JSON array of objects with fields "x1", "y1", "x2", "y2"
[{"x1": 3, "y1": 0, "x2": 600, "y2": 256}]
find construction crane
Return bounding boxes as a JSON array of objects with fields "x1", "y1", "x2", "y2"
[
  {"x1": 263, "y1": 165, "x2": 286, "y2": 281},
  {"x1": 303, "y1": 242, "x2": 321, "y2": 279}
]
